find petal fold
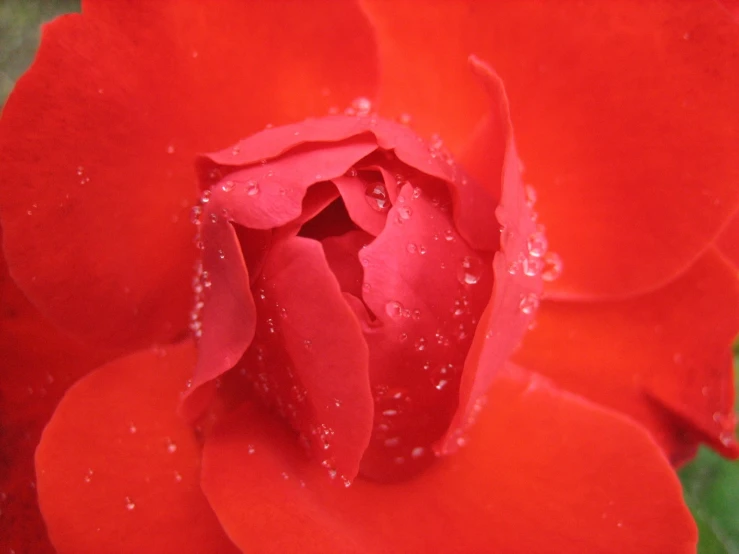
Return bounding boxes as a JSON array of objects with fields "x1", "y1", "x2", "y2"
[
  {"x1": 35, "y1": 341, "x2": 239, "y2": 554},
  {"x1": 202, "y1": 364, "x2": 696, "y2": 554}
]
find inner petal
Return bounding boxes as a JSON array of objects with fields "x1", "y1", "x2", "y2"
[{"x1": 358, "y1": 181, "x2": 494, "y2": 481}]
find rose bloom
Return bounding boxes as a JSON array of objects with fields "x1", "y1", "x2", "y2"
[{"x1": 1, "y1": 1, "x2": 738, "y2": 553}]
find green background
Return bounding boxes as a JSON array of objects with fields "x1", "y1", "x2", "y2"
[{"x1": 1, "y1": 1, "x2": 737, "y2": 551}]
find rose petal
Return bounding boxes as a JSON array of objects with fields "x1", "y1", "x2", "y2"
[
  {"x1": 321, "y1": 230, "x2": 374, "y2": 298},
  {"x1": 230, "y1": 237, "x2": 373, "y2": 481},
  {"x1": 716, "y1": 210, "x2": 739, "y2": 270},
  {"x1": 0, "y1": 0, "x2": 379, "y2": 349},
  {"x1": 441, "y1": 58, "x2": 543, "y2": 453},
  {"x1": 35, "y1": 341, "x2": 239, "y2": 554},
  {"x1": 202, "y1": 364, "x2": 695, "y2": 553},
  {"x1": 0, "y1": 276, "x2": 113, "y2": 553},
  {"x1": 359, "y1": 181, "x2": 494, "y2": 480},
  {"x1": 361, "y1": 0, "x2": 739, "y2": 299},
  {"x1": 514, "y1": 248, "x2": 739, "y2": 463}
]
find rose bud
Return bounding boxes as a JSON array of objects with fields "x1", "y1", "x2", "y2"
[{"x1": 185, "y1": 62, "x2": 546, "y2": 484}]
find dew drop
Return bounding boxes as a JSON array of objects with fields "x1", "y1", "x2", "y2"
[
  {"x1": 166, "y1": 144, "x2": 175, "y2": 154},
  {"x1": 385, "y1": 300, "x2": 404, "y2": 319},
  {"x1": 166, "y1": 439, "x2": 177, "y2": 454},
  {"x1": 128, "y1": 423, "x2": 137, "y2": 434},
  {"x1": 411, "y1": 447, "x2": 426, "y2": 459},
  {"x1": 443, "y1": 229, "x2": 455, "y2": 242},
  {"x1": 541, "y1": 252, "x2": 563, "y2": 282},
  {"x1": 125, "y1": 497, "x2": 136, "y2": 511},
  {"x1": 365, "y1": 182, "x2": 389, "y2": 212},
  {"x1": 457, "y1": 256, "x2": 484, "y2": 285},
  {"x1": 397, "y1": 205, "x2": 412, "y2": 221},
  {"x1": 245, "y1": 180, "x2": 260, "y2": 196},
  {"x1": 527, "y1": 231, "x2": 548, "y2": 258},
  {"x1": 174, "y1": 471, "x2": 183, "y2": 483},
  {"x1": 83, "y1": 469, "x2": 94, "y2": 484},
  {"x1": 247, "y1": 444, "x2": 256, "y2": 455},
  {"x1": 221, "y1": 180, "x2": 235, "y2": 192},
  {"x1": 351, "y1": 96, "x2": 372, "y2": 115},
  {"x1": 519, "y1": 292, "x2": 540, "y2": 315},
  {"x1": 406, "y1": 243, "x2": 418, "y2": 254}
]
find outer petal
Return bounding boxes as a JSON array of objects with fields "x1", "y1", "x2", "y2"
[
  {"x1": 716, "y1": 210, "x2": 739, "y2": 270},
  {"x1": 202, "y1": 365, "x2": 695, "y2": 554},
  {"x1": 35, "y1": 341, "x2": 239, "y2": 554},
  {"x1": 361, "y1": 0, "x2": 739, "y2": 299},
  {"x1": 0, "y1": 266, "x2": 113, "y2": 554},
  {"x1": 0, "y1": 0, "x2": 378, "y2": 349},
  {"x1": 514, "y1": 248, "x2": 739, "y2": 463}
]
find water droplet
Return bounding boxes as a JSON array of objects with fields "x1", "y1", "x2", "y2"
[
  {"x1": 76, "y1": 166, "x2": 84, "y2": 176},
  {"x1": 221, "y1": 180, "x2": 234, "y2": 192},
  {"x1": 83, "y1": 469, "x2": 94, "y2": 483},
  {"x1": 166, "y1": 439, "x2": 177, "y2": 454},
  {"x1": 411, "y1": 447, "x2": 426, "y2": 459},
  {"x1": 418, "y1": 245, "x2": 427, "y2": 255},
  {"x1": 245, "y1": 180, "x2": 260, "y2": 196},
  {"x1": 385, "y1": 300, "x2": 404, "y2": 319},
  {"x1": 128, "y1": 423, "x2": 137, "y2": 434},
  {"x1": 541, "y1": 252, "x2": 563, "y2": 282},
  {"x1": 166, "y1": 144, "x2": 175, "y2": 154},
  {"x1": 457, "y1": 256, "x2": 484, "y2": 285},
  {"x1": 443, "y1": 229, "x2": 455, "y2": 242},
  {"x1": 523, "y1": 256, "x2": 543, "y2": 277},
  {"x1": 398, "y1": 332, "x2": 408, "y2": 342},
  {"x1": 303, "y1": 339, "x2": 312, "y2": 350},
  {"x1": 174, "y1": 471, "x2": 183, "y2": 483},
  {"x1": 201, "y1": 190, "x2": 211, "y2": 204},
  {"x1": 281, "y1": 472, "x2": 290, "y2": 480},
  {"x1": 399, "y1": 113, "x2": 412, "y2": 125},
  {"x1": 397, "y1": 205, "x2": 412, "y2": 221},
  {"x1": 525, "y1": 184, "x2": 537, "y2": 207},
  {"x1": 217, "y1": 249, "x2": 225, "y2": 260},
  {"x1": 351, "y1": 96, "x2": 372, "y2": 115},
  {"x1": 365, "y1": 182, "x2": 389, "y2": 212},
  {"x1": 407, "y1": 243, "x2": 418, "y2": 254},
  {"x1": 527, "y1": 231, "x2": 548, "y2": 258},
  {"x1": 435, "y1": 379, "x2": 449, "y2": 391},
  {"x1": 384, "y1": 437, "x2": 400, "y2": 447},
  {"x1": 519, "y1": 292, "x2": 540, "y2": 315},
  {"x1": 414, "y1": 337, "x2": 427, "y2": 352},
  {"x1": 247, "y1": 444, "x2": 256, "y2": 455},
  {"x1": 125, "y1": 497, "x2": 136, "y2": 511},
  {"x1": 412, "y1": 187, "x2": 422, "y2": 199}
]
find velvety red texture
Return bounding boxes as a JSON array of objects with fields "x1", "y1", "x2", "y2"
[
  {"x1": 515, "y1": 248, "x2": 739, "y2": 464},
  {"x1": 34, "y1": 341, "x2": 239, "y2": 554},
  {"x1": 0, "y1": 255, "x2": 113, "y2": 554},
  {"x1": 361, "y1": 0, "x2": 739, "y2": 300},
  {"x1": 716, "y1": 211, "x2": 739, "y2": 269},
  {"x1": 0, "y1": 0, "x2": 735, "y2": 551},
  {"x1": 201, "y1": 364, "x2": 695, "y2": 554},
  {"x1": 0, "y1": 0, "x2": 379, "y2": 350},
  {"x1": 192, "y1": 109, "x2": 525, "y2": 482}
]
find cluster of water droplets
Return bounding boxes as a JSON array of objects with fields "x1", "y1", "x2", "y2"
[{"x1": 500, "y1": 184, "x2": 563, "y2": 320}]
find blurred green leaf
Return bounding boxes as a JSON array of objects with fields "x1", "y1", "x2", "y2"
[
  {"x1": 680, "y1": 346, "x2": 739, "y2": 554},
  {"x1": 0, "y1": 0, "x2": 79, "y2": 104}
]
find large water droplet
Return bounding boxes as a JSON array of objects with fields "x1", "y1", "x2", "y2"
[
  {"x1": 385, "y1": 300, "x2": 404, "y2": 319},
  {"x1": 245, "y1": 180, "x2": 260, "y2": 196},
  {"x1": 365, "y1": 182, "x2": 389, "y2": 212},
  {"x1": 125, "y1": 497, "x2": 136, "y2": 511},
  {"x1": 457, "y1": 256, "x2": 484, "y2": 285},
  {"x1": 527, "y1": 231, "x2": 548, "y2": 258}
]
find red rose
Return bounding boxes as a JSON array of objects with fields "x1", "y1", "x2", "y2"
[{"x1": 1, "y1": 2, "x2": 737, "y2": 553}]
